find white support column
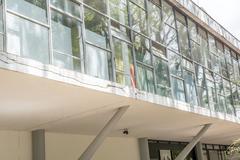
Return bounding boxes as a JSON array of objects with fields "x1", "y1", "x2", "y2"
[
  {"x1": 195, "y1": 142, "x2": 204, "y2": 160},
  {"x1": 138, "y1": 138, "x2": 150, "y2": 160},
  {"x1": 175, "y1": 124, "x2": 212, "y2": 160},
  {"x1": 32, "y1": 129, "x2": 45, "y2": 160},
  {"x1": 79, "y1": 106, "x2": 129, "y2": 160}
]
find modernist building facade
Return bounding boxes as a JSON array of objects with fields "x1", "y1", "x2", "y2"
[{"x1": 0, "y1": 0, "x2": 240, "y2": 160}]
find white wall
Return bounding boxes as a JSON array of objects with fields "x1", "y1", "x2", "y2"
[
  {"x1": 0, "y1": 131, "x2": 31, "y2": 160},
  {"x1": 0, "y1": 131, "x2": 140, "y2": 160},
  {"x1": 46, "y1": 132, "x2": 140, "y2": 160}
]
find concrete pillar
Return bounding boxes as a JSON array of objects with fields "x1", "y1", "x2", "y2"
[
  {"x1": 32, "y1": 129, "x2": 45, "y2": 160},
  {"x1": 138, "y1": 138, "x2": 150, "y2": 160},
  {"x1": 195, "y1": 142, "x2": 204, "y2": 160},
  {"x1": 79, "y1": 106, "x2": 129, "y2": 160}
]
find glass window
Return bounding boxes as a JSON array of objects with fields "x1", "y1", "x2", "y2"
[
  {"x1": 168, "y1": 50, "x2": 182, "y2": 77},
  {"x1": 129, "y1": 2, "x2": 147, "y2": 35},
  {"x1": 172, "y1": 77, "x2": 186, "y2": 102},
  {"x1": 195, "y1": 64, "x2": 205, "y2": 87},
  {"x1": 148, "y1": 1, "x2": 162, "y2": 42},
  {"x1": 176, "y1": 14, "x2": 190, "y2": 58},
  {"x1": 51, "y1": 10, "x2": 83, "y2": 71},
  {"x1": 113, "y1": 38, "x2": 134, "y2": 86},
  {"x1": 210, "y1": 53, "x2": 220, "y2": 74},
  {"x1": 184, "y1": 71, "x2": 198, "y2": 106},
  {"x1": 134, "y1": 33, "x2": 151, "y2": 65},
  {"x1": 206, "y1": 79, "x2": 217, "y2": 111},
  {"x1": 53, "y1": 53, "x2": 81, "y2": 71},
  {"x1": 137, "y1": 64, "x2": 155, "y2": 93},
  {"x1": 85, "y1": 44, "x2": 111, "y2": 80},
  {"x1": 197, "y1": 86, "x2": 208, "y2": 108},
  {"x1": 188, "y1": 19, "x2": 199, "y2": 43},
  {"x1": 233, "y1": 58, "x2": 240, "y2": 82},
  {"x1": 162, "y1": 0, "x2": 175, "y2": 27},
  {"x1": 153, "y1": 56, "x2": 171, "y2": 97},
  {"x1": 109, "y1": 0, "x2": 128, "y2": 26},
  {"x1": 111, "y1": 21, "x2": 131, "y2": 41},
  {"x1": 218, "y1": 95, "x2": 226, "y2": 113},
  {"x1": 223, "y1": 79, "x2": 234, "y2": 114},
  {"x1": 0, "y1": 1, "x2": 3, "y2": 51},
  {"x1": 152, "y1": 41, "x2": 166, "y2": 58},
  {"x1": 160, "y1": 24, "x2": 179, "y2": 51},
  {"x1": 215, "y1": 74, "x2": 224, "y2": 95},
  {"x1": 130, "y1": 0, "x2": 145, "y2": 8},
  {"x1": 0, "y1": 0, "x2": 3, "y2": 33},
  {"x1": 198, "y1": 27, "x2": 208, "y2": 66},
  {"x1": 7, "y1": 0, "x2": 47, "y2": 23},
  {"x1": 83, "y1": 0, "x2": 107, "y2": 14},
  {"x1": 208, "y1": 34, "x2": 216, "y2": 53},
  {"x1": 50, "y1": 0, "x2": 81, "y2": 18},
  {"x1": 7, "y1": 13, "x2": 49, "y2": 64},
  {"x1": 191, "y1": 41, "x2": 202, "y2": 63},
  {"x1": 84, "y1": 8, "x2": 109, "y2": 49}
]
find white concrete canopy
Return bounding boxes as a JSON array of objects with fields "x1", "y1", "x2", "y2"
[{"x1": 0, "y1": 55, "x2": 240, "y2": 145}]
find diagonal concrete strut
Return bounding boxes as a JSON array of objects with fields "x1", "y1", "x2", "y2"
[
  {"x1": 175, "y1": 124, "x2": 212, "y2": 160},
  {"x1": 79, "y1": 106, "x2": 129, "y2": 160}
]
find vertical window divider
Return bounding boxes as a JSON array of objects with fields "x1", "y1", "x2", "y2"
[
  {"x1": 146, "y1": 0, "x2": 157, "y2": 94},
  {"x1": 3, "y1": 0, "x2": 6, "y2": 52},
  {"x1": 81, "y1": 3, "x2": 88, "y2": 74},
  {"x1": 47, "y1": 0, "x2": 53, "y2": 65},
  {"x1": 127, "y1": 0, "x2": 138, "y2": 89},
  {"x1": 107, "y1": 0, "x2": 116, "y2": 82}
]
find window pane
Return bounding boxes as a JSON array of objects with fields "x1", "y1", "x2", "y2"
[
  {"x1": 188, "y1": 18, "x2": 199, "y2": 43},
  {"x1": 0, "y1": 1, "x2": 3, "y2": 33},
  {"x1": 7, "y1": 0, "x2": 47, "y2": 23},
  {"x1": 177, "y1": 18, "x2": 190, "y2": 58},
  {"x1": 7, "y1": 13, "x2": 49, "y2": 64},
  {"x1": 84, "y1": 8, "x2": 109, "y2": 49},
  {"x1": 184, "y1": 71, "x2": 198, "y2": 106},
  {"x1": 206, "y1": 80, "x2": 217, "y2": 111},
  {"x1": 195, "y1": 64, "x2": 205, "y2": 87},
  {"x1": 208, "y1": 34, "x2": 216, "y2": 53},
  {"x1": 134, "y1": 33, "x2": 151, "y2": 65},
  {"x1": 113, "y1": 38, "x2": 134, "y2": 86},
  {"x1": 160, "y1": 24, "x2": 179, "y2": 52},
  {"x1": 154, "y1": 56, "x2": 171, "y2": 97},
  {"x1": 53, "y1": 53, "x2": 81, "y2": 71},
  {"x1": 85, "y1": 44, "x2": 111, "y2": 80},
  {"x1": 137, "y1": 64, "x2": 155, "y2": 93},
  {"x1": 152, "y1": 41, "x2": 166, "y2": 58},
  {"x1": 130, "y1": 0, "x2": 145, "y2": 8},
  {"x1": 83, "y1": 0, "x2": 107, "y2": 14},
  {"x1": 172, "y1": 77, "x2": 186, "y2": 102},
  {"x1": 168, "y1": 50, "x2": 182, "y2": 77},
  {"x1": 130, "y1": 2, "x2": 147, "y2": 35},
  {"x1": 148, "y1": 2, "x2": 162, "y2": 42},
  {"x1": 51, "y1": 10, "x2": 82, "y2": 58},
  {"x1": 191, "y1": 41, "x2": 203, "y2": 64},
  {"x1": 162, "y1": 0, "x2": 175, "y2": 27},
  {"x1": 198, "y1": 27, "x2": 208, "y2": 66},
  {"x1": 50, "y1": 0, "x2": 81, "y2": 18},
  {"x1": 111, "y1": 21, "x2": 131, "y2": 41},
  {"x1": 109, "y1": 0, "x2": 128, "y2": 26},
  {"x1": 197, "y1": 86, "x2": 208, "y2": 108}
]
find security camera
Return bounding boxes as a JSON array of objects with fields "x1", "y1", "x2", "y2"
[{"x1": 123, "y1": 129, "x2": 129, "y2": 135}]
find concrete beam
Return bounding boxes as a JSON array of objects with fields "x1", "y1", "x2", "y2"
[
  {"x1": 138, "y1": 138, "x2": 150, "y2": 160},
  {"x1": 32, "y1": 129, "x2": 45, "y2": 160},
  {"x1": 175, "y1": 124, "x2": 212, "y2": 160},
  {"x1": 79, "y1": 106, "x2": 129, "y2": 160}
]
